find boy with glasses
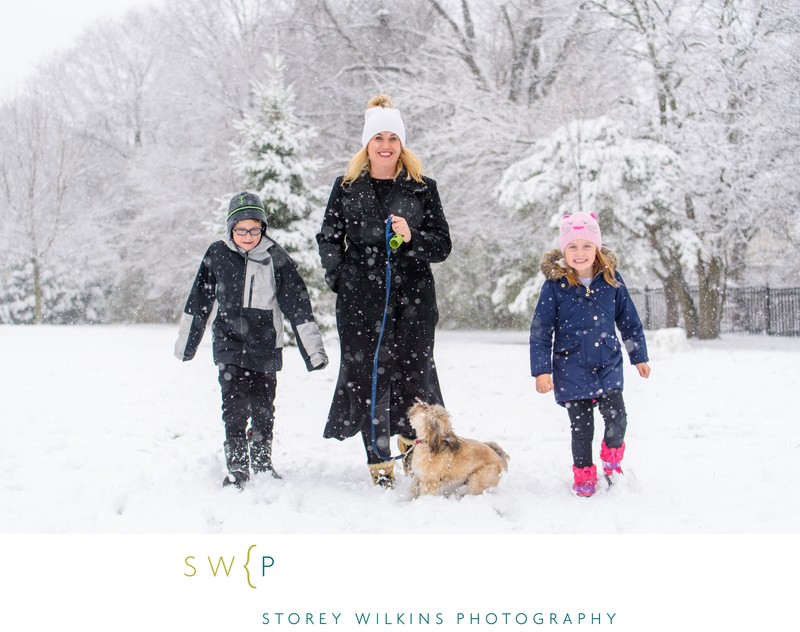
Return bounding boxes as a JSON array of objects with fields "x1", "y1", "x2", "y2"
[{"x1": 175, "y1": 192, "x2": 328, "y2": 488}]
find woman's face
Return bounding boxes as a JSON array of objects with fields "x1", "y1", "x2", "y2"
[
  {"x1": 563, "y1": 239, "x2": 597, "y2": 277},
  {"x1": 367, "y1": 131, "x2": 402, "y2": 177}
]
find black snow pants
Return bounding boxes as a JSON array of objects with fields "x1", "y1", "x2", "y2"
[
  {"x1": 218, "y1": 364, "x2": 277, "y2": 442},
  {"x1": 565, "y1": 389, "x2": 627, "y2": 468}
]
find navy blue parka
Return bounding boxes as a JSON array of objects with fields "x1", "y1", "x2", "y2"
[{"x1": 529, "y1": 248, "x2": 648, "y2": 406}]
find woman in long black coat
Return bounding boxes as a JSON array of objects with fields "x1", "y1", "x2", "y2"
[{"x1": 316, "y1": 93, "x2": 451, "y2": 488}]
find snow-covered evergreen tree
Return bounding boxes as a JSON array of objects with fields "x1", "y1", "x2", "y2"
[
  {"x1": 230, "y1": 54, "x2": 329, "y2": 324},
  {"x1": 0, "y1": 263, "x2": 35, "y2": 324},
  {"x1": 0, "y1": 259, "x2": 106, "y2": 324}
]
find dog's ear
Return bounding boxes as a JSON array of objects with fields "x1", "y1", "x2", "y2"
[
  {"x1": 427, "y1": 416, "x2": 443, "y2": 453},
  {"x1": 426, "y1": 412, "x2": 461, "y2": 453},
  {"x1": 442, "y1": 431, "x2": 461, "y2": 452}
]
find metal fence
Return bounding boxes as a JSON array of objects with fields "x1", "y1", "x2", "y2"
[{"x1": 627, "y1": 286, "x2": 800, "y2": 337}]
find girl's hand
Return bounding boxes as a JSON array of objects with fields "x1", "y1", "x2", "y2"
[
  {"x1": 389, "y1": 215, "x2": 411, "y2": 243},
  {"x1": 636, "y1": 363, "x2": 651, "y2": 378},
  {"x1": 535, "y1": 374, "x2": 553, "y2": 393}
]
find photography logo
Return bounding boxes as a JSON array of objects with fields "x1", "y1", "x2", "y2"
[{"x1": 183, "y1": 543, "x2": 274, "y2": 589}]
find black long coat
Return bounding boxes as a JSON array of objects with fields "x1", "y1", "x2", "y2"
[{"x1": 316, "y1": 172, "x2": 451, "y2": 440}]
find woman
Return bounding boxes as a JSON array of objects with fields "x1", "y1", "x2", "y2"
[{"x1": 316, "y1": 94, "x2": 452, "y2": 487}]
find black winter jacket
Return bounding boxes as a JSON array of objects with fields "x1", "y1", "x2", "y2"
[
  {"x1": 174, "y1": 236, "x2": 327, "y2": 374},
  {"x1": 316, "y1": 172, "x2": 451, "y2": 440}
]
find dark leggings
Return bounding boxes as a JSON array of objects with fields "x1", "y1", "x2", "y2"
[
  {"x1": 218, "y1": 364, "x2": 276, "y2": 441},
  {"x1": 566, "y1": 390, "x2": 627, "y2": 468},
  {"x1": 361, "y1": 428, "x2": 391, "y2": 465},
  {"x1": 361, "y1": 385, "x2": 392, "y2": 465}
]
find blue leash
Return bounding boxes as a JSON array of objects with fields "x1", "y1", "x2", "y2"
[{"x1": 368, "y1": 219, "x2": 406, "y2": 462}]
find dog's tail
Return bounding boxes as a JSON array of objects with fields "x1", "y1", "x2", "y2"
[{"x1": 487, "y1": 442, "x2": 510, "y2": 465}]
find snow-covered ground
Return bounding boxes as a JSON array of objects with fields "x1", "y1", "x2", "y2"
[{"x1": 1, "y1": 324, "x2": 798, "y2": 534}]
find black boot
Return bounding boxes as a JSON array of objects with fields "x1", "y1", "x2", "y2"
[
  {"x1": 248, "y1": 429, "x2": 282, "y2": 479},
  {"x1": 222, "y1": 438, "x2": 250, "y2": 489}
]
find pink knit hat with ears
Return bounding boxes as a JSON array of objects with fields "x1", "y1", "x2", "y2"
[{"x1": 560, "y1": 212, "x2": 602, "y2": 252}]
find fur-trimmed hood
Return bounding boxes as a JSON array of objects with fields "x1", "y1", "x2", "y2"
[{"x1": 540, "y1": 246, "x2": 619, "y2": 281}]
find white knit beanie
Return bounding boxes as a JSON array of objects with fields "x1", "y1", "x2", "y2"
[{"x1": 361, "y1": 106, "x2": 406, "y2": 147}]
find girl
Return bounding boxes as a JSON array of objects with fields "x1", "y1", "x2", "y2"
[
  {"x1": 316, "y1": 94, "x2": 451, "y2": 488},
  {"x1": 529, "y1": 212, "x2": 650, "y2": 497}
]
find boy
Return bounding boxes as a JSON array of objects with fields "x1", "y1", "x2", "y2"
[{"x1": 175, "y1": 192, "x2": 328, "y2": 488}]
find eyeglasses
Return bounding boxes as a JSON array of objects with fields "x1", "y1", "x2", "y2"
[{"x1": 232, "y1": 227, "x2": 263, "y2": 236}]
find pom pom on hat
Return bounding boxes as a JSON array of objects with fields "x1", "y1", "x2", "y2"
[{"x1": 559, "y1": 212, "x2": 602, "y2": 252}]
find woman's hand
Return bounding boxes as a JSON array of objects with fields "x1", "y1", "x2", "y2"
[
  {"x1": 636, "y1": 363, "x2": 651, "y2": 378},
  {"x1": 389, "y1": 215, "x2": 411, "y2": 243},
  {"x1": 535, "y1": 374, "x2": 553, "y2": 393}
]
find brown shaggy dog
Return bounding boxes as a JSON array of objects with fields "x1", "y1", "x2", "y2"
[{"x1": 407, "y1": 400, "x2": 510, "y2": 498}]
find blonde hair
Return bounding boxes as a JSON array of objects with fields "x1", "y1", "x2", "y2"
[
  {"x1": 342, "y1": 93, "x2": 424, "y2": 185},
  {"x1": 564, "y1": 247, "x2": 618, "y2": 287}
]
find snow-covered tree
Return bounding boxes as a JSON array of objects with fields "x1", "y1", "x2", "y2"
[
  {"x1": 0, "y1": 259, "x2": 106, "y2": 324},
  {"x1": 496, "y1": 117, "x2": 689, "y2": 318},
  {"x1": 0, "y1": 0, "x2": 796, "y2": 331},
  {"x1": 230, "y1": 54, "x2": 329, "y2": 321},
  {"x1": 530, "y1": 0, "x2": 800, "y2": 338},
  {"x1": 0, "y1": 264, "x2": 35, "y2": 324},
  {"x1": 0, "y1": 91, "x2": 92, "y2": 324}
]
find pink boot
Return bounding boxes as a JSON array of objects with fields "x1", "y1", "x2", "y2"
[
  {"x1": 572, "y1": 464, "x2": 597, "y2": 497},
  {"x1": 600, "y1": 441, "x2": 625, "y2": 477}
]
